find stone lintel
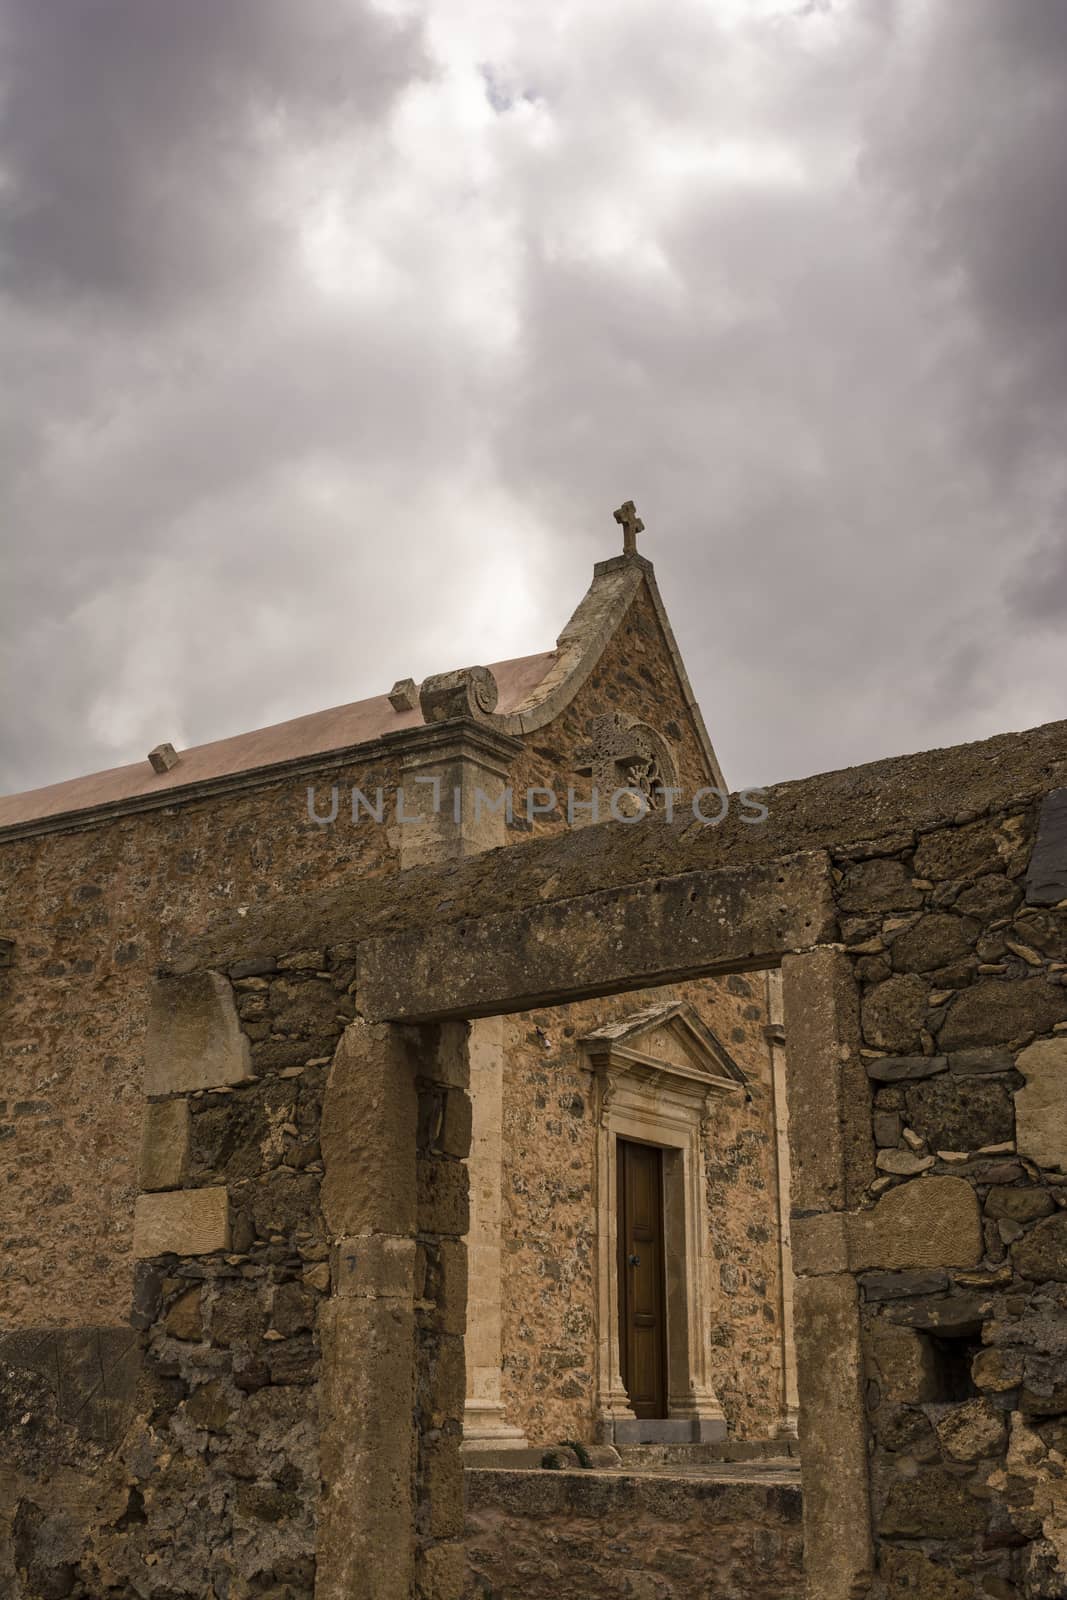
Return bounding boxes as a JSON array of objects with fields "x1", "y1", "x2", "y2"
[
  {"x1": 133, "y1": 1186, "x2": 230, "y2": 1258},
  {"x1": 357, "y1": 852, "x2": 835, "y2": 1023}
]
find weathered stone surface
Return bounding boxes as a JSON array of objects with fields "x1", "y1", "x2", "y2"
[
  {"x1": 1015, "y1": 1037, "x2": 1067, "y2": 1172},
  {"x1": 891, "y1": 915, "x2": 975, "y2": 975},
  {"x1": 464, "y1": 1469, "x2": 804, "y2": 1600},
  {"x1": 867, "y1": 1321, "x2": 939, "y2": 1404},
  {"x1": 904, "y1": 1074, "x2": 1015, "y2": 1153},
  {"x1": 839, "y1": 857, "x2": 923, "y2": 913},
  {"x1": 934, "y1": 1398, "x2": 1007, "y2": 1462},
  {"x1": 972, "y1": 1346, "x2": 1024, "y2": 1393},
  {"x1": 140, "y1": 1097, "x2": 190, "y2": 1191},
  {"x1": 1019, "y1": 1353, "x2": 1067, "y2": 1416},
  {"x1": 939, "y1": 977, "x2": 1067, "y2": 1051},
  {"x1": 954, "y1": 874, "x2": 1022, "y2": 922},
  {"x1": 0, "y1": 1327, "x2": 141, "y2": 1462},
  {"x1": 793, "y1": 1273, "x2": 872, "y2": 1600},
  {"x1": 132, "y1": 1186, "x2": 230, "y2": 1257},
  {"x1": 874, "y1": 1403, "x2": 940, "y2": 1459},
  {"x1": 1026, "y1": 788, "x2": 1067, "y2": 906},
  {"x1": 144, "y1": 970, "x2": 251, "y2": 1095},
  {"x1": 882, "y1": 1288, "x2": 989, "y2": 1336},
  {"x1": 165, "y1": 1287, "x2": 203, "y2": 1341},
  {"x1": 783, "y1": 946, "x2": 871, "y2": 1214},
  {"x1": 876, "y1": 1150, "x2": 934, "y2": 1175},
  {"x1": 862, "y1": 976, "x2": 928, "y2": 1054},
  {"x1": 1014, "y1": 1214, "x2": 1067, "y2": 1282},
  {"x1": 948, "y1": 1047, "x2": 1014, "y2": 1075},
  {"x1": 913, "y1": 816, "x2": 1018, "y2": 883},
  {"x1": 359, "y1": 853, "x2": 836, "y2": 1022},
  {"x1": 878, "y1": 1466, "x2": 987, "y2": 1538},
  {"x1": 320, "y1": 1022, "x2": 418, "y2": 1239},
  {"x1": 859, "y1": 1270, "x2": 949, "y2": 1302},
  {"x1": 987, "y1": 1298, "x2": 1067, "y2": 1359},
  {"x1": 417, "y1": 1157, "x2": 469, "y2": 1239},
  {"x1": 866, "y1": 1055, "x2": 947, "y2": 1083},
  {"x1": 792, "y1": 1212, "x2": 849, "y2": 1276},
  {"x1": 317, "y1": 1296, "x2": 416, "y2": 1600},
  {"x1": 984, "y1": 1186, "x2": 1056, "y2": 1223},
  {"x1": 875, "y1": 1546, "x2": 976, "y2": 1599},
  {"x1": 332, "y1": 1234, "x2": 417, "y2": 1302},
  {"x1": 852, "y1": 1177, "x2": 982, "y2": 1272},
  {"x1": 873, "y1": 1110, "x2": 903, "y2": 1146}
]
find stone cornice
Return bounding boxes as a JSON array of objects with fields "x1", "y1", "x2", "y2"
[{"x1": 0, "y1": 719, "x2": 521, "y2": 845}]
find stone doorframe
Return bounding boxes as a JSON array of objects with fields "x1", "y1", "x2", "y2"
[
  {"x1": 353, "y1": 848, "x2": 873, "y2": 1600},
  {"x1": 581, "y1": 1013, "x2": 740, "y2": 1443}
]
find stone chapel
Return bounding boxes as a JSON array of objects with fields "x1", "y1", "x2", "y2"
[{"x1": 0, "y1": 512, "x2": 796, "y2": 1465}]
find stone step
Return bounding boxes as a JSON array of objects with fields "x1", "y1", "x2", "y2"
[{"x1": 615, "y1": 1437, "x2": 801, "y2": 1466}]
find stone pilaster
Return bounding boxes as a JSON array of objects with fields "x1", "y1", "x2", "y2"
[
  {"x1": 395, "y1": 720, "x2": 522, "y2": 870},
  {"x1": 393, "y1": 715, "x2": 530, "y2": 1454},
  {"x1": 462, "y1": 1015, "x2": 528, "y2": 1449}
]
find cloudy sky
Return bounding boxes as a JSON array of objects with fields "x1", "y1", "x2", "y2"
[{"x1": 1, "y1": 0, "x2": 1065, "y2": 797}]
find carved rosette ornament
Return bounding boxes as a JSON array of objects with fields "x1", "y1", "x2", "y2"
[
  {"x1": 575, "y1": 712, "x2": 679, "y2": 816},
  {"x1": 418, "y1": 665, "x2": 500, "y2": 725}
]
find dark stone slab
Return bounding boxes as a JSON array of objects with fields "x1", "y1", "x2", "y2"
[
  {"x1": 1026, "y1": 788, "x2": 1067, "y2": 906},
  {"x1": 865, "y1": 1055, "x2": 947, "y2": 1083},
  {"x1": 859, "y1": 1270, "x2": 949, "y2": 1301},
  {"x1": 886, "y1": 1292, "x2": 990, "y2": 1334},
  {"x1": 0, "y1": 1326, "x2": 142, "y2": 1460}
]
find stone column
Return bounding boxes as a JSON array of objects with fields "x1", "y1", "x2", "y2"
[
  {"x1": 764, "y1": 969, "x2": 799, "y2": 1440},
  {"x1": 317, "y1": 1018, "x2": 475, "y2": 1600},
  {"x1": 394, "y1": 711, "x2": 529, "y2": 1454}
]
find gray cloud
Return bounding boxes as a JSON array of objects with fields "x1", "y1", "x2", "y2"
[{"x1": 1, "y1": 0, "x2": 1065, "y2": 800}]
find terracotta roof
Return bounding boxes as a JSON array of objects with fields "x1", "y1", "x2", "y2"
[{"x1": 0, "y1": 651, "x2": 557, "y2": 830}]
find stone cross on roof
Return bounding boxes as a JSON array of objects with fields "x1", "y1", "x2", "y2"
[{"x1": 613, "y1": 499, "x2": 644, "y2": 557}]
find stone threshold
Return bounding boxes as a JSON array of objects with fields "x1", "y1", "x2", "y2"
[
  {"x1": 463, "y1": 1439, "x2": 802, "y2": 1481},
  {"x1": 616, "y1": 1437, "x2": 801, "y2": 1466}
]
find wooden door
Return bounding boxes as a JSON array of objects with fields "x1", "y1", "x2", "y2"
[{"x1": 617, "y1": 1138, "x2": 668, "y2": 1419}]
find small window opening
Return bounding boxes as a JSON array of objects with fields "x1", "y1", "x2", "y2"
[{"x1": 926, "y1": 1332, "x2": 982, "y2": 1401}]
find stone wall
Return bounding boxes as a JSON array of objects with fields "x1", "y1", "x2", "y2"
[
  {"x1": 498, "y1": 974, "x2": 783, "y2": 1444},
  {"x1": 0, "y1": 753, "x2": 399, "y2": 1332},
  {"x1": 824, "y1": 802, "x2": 1067, "y2": 1599},
  {"x1": 0, "y1": 937, "x2": 350, "y2": 1597},
  {"x1": 1, "y1": 944, "x2": 473, "y2": 1598},
  {"x1": 463, "y1": 1468, "x2": 804, "y2": 1600}
]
